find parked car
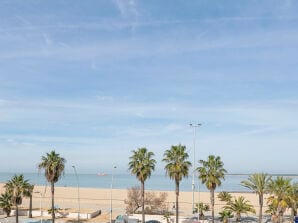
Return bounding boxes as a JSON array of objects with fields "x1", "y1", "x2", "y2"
[
  {"x1": 115, "y1": 215, "x2": 140, "y2": 223},
  {"x1": 145, "y1": 220, "x2": 161, "y2": 223}
]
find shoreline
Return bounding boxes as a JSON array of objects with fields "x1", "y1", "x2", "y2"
[{"x1": 0, "y1": 181, "x2": 253, "y2": 193}]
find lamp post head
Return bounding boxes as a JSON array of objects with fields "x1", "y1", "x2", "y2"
[{"x1": 190, "y1": 123, "x2": 202, "y2": 127}]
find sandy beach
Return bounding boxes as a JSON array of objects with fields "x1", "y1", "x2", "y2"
[{"x1": 0, "y1": 183, "x2": 265, "y2": 222}]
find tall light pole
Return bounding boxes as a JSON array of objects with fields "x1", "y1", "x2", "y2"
[
  {"x1": 110, "y1": 166, "x2": 117, "y2": 223},
  {"x1": 72, "y1": 165, "x2": 80, "y2": 223},
  {"x1": 190, "y1": 123, "x2": 202, "y2": 214}
]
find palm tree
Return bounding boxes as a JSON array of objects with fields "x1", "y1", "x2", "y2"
[
  {"x1": 38, "y1": 150, "x2": 66, "y2": 223},
  {"x1": 197, "y1": 155, "x2": 227, "y2": 223},
  {"x1": 287, "y1": 182, "x2": 298, "y2": 220},
  {"x1": 23, "y1": 184, "x2": 34, "y2": 218},
  {"x1": 267, "y1": 177, "x2": 292, "y2": 223},
  {"x1": 218, "y1": 191, "x2": 232, "y2": 203},
  {"x1": 128, "y1": 147, "x2": 156, "y2": 223},
  {"x1": 241, "y1": 173, "x2": 271, "y2": 223},
  {"x1": 5, "y1": 174, "x2": 30, "y2": 223},
  {"x1": 265, "y1": 202, "x2": 278, "y2": 223},
  {"x1": 163, "y1": 144, "x2": 191, "y2": 223},
  {"x1": 194, "y1": 202, "x2": 210, "y2": 220},
  {"x1": 0, "y1": 191, "x2": 13, "y2": 217},
  {"x1": 219, "y1": 210, "x2": 234, "y2": 223},
  {"x1": 224, "y1": 196, "x2": 256, "y2": 222}
]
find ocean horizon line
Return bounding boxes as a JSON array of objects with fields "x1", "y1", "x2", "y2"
[
  {"x1": 0, "y1": 172, "x2": 297, "y2": 193},
  {"x1": 2, "y1": 171, "x2": 298, "y2": 175}
]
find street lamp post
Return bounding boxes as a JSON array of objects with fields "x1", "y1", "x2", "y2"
[
  {"x1": 190, "y1": 123, "x2": 202, "y2": 214},
  {"x1": 110, "y1": 166, "x2": 117, "y2": 223},
  {"x1": 72, "y1": 165, "x2": 81, "y2": 223}
]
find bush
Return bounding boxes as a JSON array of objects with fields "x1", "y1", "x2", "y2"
[{"x1": 125, "y1": 186, "x2": 168, "y2": 215}]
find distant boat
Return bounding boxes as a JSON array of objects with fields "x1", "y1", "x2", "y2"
[{"x1": 97, "y1": 173, "x2": 108, "y2": 176}]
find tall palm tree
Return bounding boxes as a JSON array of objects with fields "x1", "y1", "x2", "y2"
[
  {"x1": 128, "y1": 147, "x2": 156, "y2": 223},
  {"x1": 5, "y1": 174, "x2": 30, "y2": 223},
  {"x1": 0, "y1": 191, "x2": 13, "y2": 217},
  {"x1": 23, "y1": 184, "x2": 34, "y2": 218},
  {"x1": 241, "y1": 173, "x2": 271, "y2": 223},
  {"x1": 267, "y1": 177, "x2": 292, "y2": 223},
  {"x1": 38, "y1": 150, "x2": 66, "y2": 223},
  {"x1": 163, "y1": 144, "x2": 191, "y2": 223},
  {"x1": 197, "y1": 155, "x2": 227, "y2": 223},
  {"x1": 224, "y1": 196, "x2": 256, "y2": 222}
]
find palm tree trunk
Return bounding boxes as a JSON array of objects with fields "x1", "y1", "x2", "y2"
[
  {"x1": 291, "y1": 208, "x2": 294, "y2": 223},
  {"x1": 277, "y1": 202, "x2": 283, "y2": 223},
  {"x1": 29, "y1": 195, "x2": 33, "y2": 218},
  {"x1": 175, "y1": 180, "x2": 179, "y2": 223},
  {"x1": 6, "y1": 209, "x2": 10, "y2": 217},
  {"x1": 236, "y1": 213, "x2": 241, "y2": 222},
  {"x1": 278, "y1": 214, "x2": 283, "y2": 223},
  {"x1": 16, "y1": 204, "x2": 19, "y2": 223},
  {"x1": 294, "y1": 204, "x2": 297, "y2": 216},
  {"x1": 259, "y1": 194, "x2": 263, "y2": 223},
  {"x1": 279, "y1": 212, "x2": 283, "y2": 223},
  {"x1": 141, "y1": 181, "x2": 145, "y2": 223},
  {"x1": 210, "y1": 189, "x2": 214, "y2": 223},
  {"x1": 51, "y1": 181, "x2": 55, "y2": 223},
  {"x1": 259, "y1": 204, "x2": 263, "y2": 223}
]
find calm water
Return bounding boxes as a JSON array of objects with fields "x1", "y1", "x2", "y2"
[{"x1": 0, "y1": 172, "x2": 271, "y2": 192}]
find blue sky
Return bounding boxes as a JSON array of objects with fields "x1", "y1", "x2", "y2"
[{"x1": 0, "y1": 0, "x2": 298, "y2": 174}]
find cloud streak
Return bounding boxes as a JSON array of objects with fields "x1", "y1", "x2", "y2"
[{"x1": 1, "y1": 97, "x2": 298, "y2": 139}]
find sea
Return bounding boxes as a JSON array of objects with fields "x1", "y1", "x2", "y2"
[{"x1": 0, "y1": 172, "x2": 297, "y2": 192}]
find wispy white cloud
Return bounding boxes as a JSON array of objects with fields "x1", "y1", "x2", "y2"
[
  {"x1": 15, "y1": 15, "x2": 32, "y2": 26},
  {"x1": 95, "y1": 95, "x2": 114, "y2": 102},
  {"x1": 114, "y1": 0, "x2": 138, "y2": 18},
  {"x1": 113, "y1": 0, "x2": 139, "y2": 37},
  {"x1": 1, "y1": 22, "x2": 297, "y2": 64},
  {"x1": 1, "y1": 97, "x2": 298, "y2": 139},
  {"x1": 42, "y1": 33, "x2": 52, "y2": 45}
]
